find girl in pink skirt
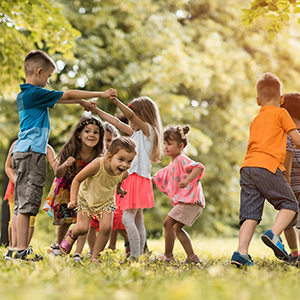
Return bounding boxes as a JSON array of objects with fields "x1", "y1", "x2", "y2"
[
  {"x1": 91, "y1": 96, "x2": 162, "y2": 259},
  {"x1": 152, "y1": 125, "x2": 205, "y2": 264}
]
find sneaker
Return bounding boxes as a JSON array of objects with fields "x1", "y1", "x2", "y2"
[
  {"x1": 261, "y1": 230, "x2": 289, "y2": 261},
  {"x1": 231, "y1": 251, "x2": 254, "y2": 268},
  {"x1": 50, "y1": 242, "x2": 62, "y2": 256},
  {"x1": 287, "y1": 254, "x2": 300, "y2": 265},
  {"x1": 14, "y1": 246, "x2": 43, "y2": 261},
  {"x1": 84, "y1": 251, "x2": 93, "y2": 258},
  {"x1": 4, "y1": 249, "x2": 14, "y2": 261},
  {"x1": 73, "y1": 253, "x2": 82, "y2": 263},
  {"x1": 183, "y1": 254, "x2": 202, "y2": 264}
]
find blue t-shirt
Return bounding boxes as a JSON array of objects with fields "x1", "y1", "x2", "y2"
[{"x1": 12, "y1": 83, "x2": 63, "y2": 155}]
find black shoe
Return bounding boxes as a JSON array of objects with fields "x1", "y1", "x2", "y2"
[
  {"x1": 14, "y1": 246, "x2": 43, "y2": 261},
  {"x1": 4, "y1": 249, "x2": 14, "y2": 261}
]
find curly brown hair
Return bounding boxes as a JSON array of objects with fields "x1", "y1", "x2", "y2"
[{"x1": 164, "y1": 125, "x2": 190, "y2": 148}]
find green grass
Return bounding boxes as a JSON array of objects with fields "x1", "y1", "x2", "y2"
[{"x1": 1, "y1": 232, "x2": 300, "y2": 300}]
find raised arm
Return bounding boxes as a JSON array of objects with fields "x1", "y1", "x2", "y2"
[
  {"x1": 91, "y1": 105, "x2": 133, "y2": 136},
  {"x1": 68, "y1": 158, "x2": 100, "y2": 209},
  {"x1": 5, "y1": 141, "x2": 17, "y2": 184},
  {"x1": 110, "y1": 97, "x2": 150, "y2": 138},
  {"x1": 58, "y1": 88, "x2": 117, "y2": 101}
]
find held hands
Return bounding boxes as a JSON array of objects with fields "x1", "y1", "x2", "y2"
[
  {"x1": 102, "y1": 88, "x2": 117, "y2": 99},
  {"x1": 80, "y1": 100, "x2": 96, "y2": 111},
  {"x1": 117, "y1": 187, "x2": 127, "y2": 198}
]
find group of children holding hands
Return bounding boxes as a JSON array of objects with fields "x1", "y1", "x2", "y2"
[{"x1": 4, "y1": 50, "x2": 300, "y2": 268}]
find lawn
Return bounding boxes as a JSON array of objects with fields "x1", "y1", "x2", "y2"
[{"x1": 0, "y1": 231, "x2": 299, "y2": 300}]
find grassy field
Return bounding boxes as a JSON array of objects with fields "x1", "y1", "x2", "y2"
[{"x1": 0, "y1": 230, "x2": 300, "y2": 300}]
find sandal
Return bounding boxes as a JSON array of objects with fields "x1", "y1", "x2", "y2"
[
  {"x1": 183, "y1": 254, "x2": 202, "y2": 264},
  {"x1": 60, "y1": 230, "x2": 76, "y2": 255},
  {"x1": 153, "y1": 254, "x2": 175, "y2": 263}
]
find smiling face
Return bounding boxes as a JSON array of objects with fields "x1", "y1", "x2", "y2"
[
  {"x1": 107, "y1": 149, "x2": 136, "y2": 176},
  {"x1": 163, "y1": 138, "x2": 184, "y2": 161},
  {"x1": 78, "y1": 124, "x2": 101, "y2": 149}
]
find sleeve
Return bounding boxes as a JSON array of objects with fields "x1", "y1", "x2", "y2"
[
  {"x1": 34, "y1": 87, "x2": 63, "y2": 109},
  {"x1": 180, "y1": 155, "x2": 205, "y2": 180},
  {"x1": 152, "y1": 167, "x2": 170, "y2": 195},
  {"x1": 281, "y1": 109, "x2": 296, "y2": 134}
]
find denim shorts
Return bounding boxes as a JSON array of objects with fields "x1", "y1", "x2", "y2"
[
  {"x1": 12, "y1": 150, "x2": 46, "y2": 216},
  {"x1": 239, "y1": 167, "x2": 299, "y2": 226}
]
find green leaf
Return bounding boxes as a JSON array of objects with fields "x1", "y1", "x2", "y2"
[
  {"x1": 267, "y1": 29, "x2": 277, "y2": 39},
  {"x1": 281, "y1": 13, "x2": 290, "y2": 21},
  {"x1": 268, "y1": 3, "x2": 278, "y2": 10},
  {"x1": 294, "y1": 6, "x2": 300, "y2": 13}
]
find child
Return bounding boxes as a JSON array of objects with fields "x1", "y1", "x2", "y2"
[
  {"x1": 59, "y1": 137, "x2": 137, "y2": 262},
  {"x1": 87, "y1": 122, "x2": 130, "y2": 256},
  {"x1": 230, "y1": 73, "x2": 300, "y2": 268},
  {"x1": 152, "y1": 125, "x2": 205, "y2": 263},
  {"x1": 43, "y1": 115, "x2": 105, "y2": 259},
  {"x1": 4, "y1": 140, "x2": 57, "y2": 260},
  {"x1": 281, "y1": 93, "x2": 300, "y2": 264},
  {"x1": 12, "y1": 49, "x2": 116, "y2": 260},
  {"x1": 91, "y1": 96, "x2": 162, "y2": 259}
]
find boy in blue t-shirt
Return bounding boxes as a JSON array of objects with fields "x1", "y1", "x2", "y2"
[{"x1": 12, "y1": 50, "x2": 117, "y2": 261}]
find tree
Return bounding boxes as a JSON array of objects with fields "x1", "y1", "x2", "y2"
[{"x1": 242, "y1": 0, "x2": 300, "y2": 38}]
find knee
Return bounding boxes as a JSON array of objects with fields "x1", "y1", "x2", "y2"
[
  {"x1": 101, "y1": 224, "x2": 112, "y2": 235},
  {"x1": 163, "y1": 218, "x2": 172, "y2": 229},
  {"x1": 75, "y1": 224, "x2": 89, "y2": 236}
]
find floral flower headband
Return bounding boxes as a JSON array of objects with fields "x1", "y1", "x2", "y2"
[
  {"x1": 78, "y1": 119, "x2": 103, "y2": 131},
  {"x1": 176, "y1": 126, "x2": 186, "y2": 140}
]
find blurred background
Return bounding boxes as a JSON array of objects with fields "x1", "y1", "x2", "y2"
[{"x1": 1, "y1": 0, "x2": 300, "y2": 245}]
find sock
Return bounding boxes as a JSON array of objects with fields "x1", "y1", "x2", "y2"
[
  {"x1": 124, "y1": 241, "x2": 130, "y2": 250},
  {"x1": 290, "y1": 248, "x2": 300, "y2": 258},
  {"x1": 17, "y1": 249, "x2": 25, "y2": 254}
]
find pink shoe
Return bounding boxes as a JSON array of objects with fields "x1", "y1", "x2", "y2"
[
  {"x1": 154, "y1": 254, "x2": 175, "y2": 263},
  {"x1": 60, "y1": 230, "x2": 76, "y2": 255}
]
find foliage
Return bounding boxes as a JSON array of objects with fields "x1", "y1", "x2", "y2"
[
  {"x1": 242, "y1": 0, "x2": 300, "y2": 38},
  {"x1": 0, "y1": 235, "x2": 299, "y2": 300},
  {"x1": 0, "y1": 0, "x2": 80, "y2": 95}
]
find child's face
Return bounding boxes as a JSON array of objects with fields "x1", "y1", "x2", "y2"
[
  {"x1": 36, "y1": 67, "x2": 54, "y2": 88},
  {"x1": 163, "y1": 138, "x2": 184, "y2": 160},
  {"x1": 104, "y1": 131, "x2": 113, "y2": 150},
  {"x1": 78, "y1": 124, "x2": 101, "y2": 149},
  {"x1": 108, "y1": 149, "x2": 136, "y2": 175}
]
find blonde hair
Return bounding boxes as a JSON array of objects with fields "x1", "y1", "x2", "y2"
[
  {"x1": 129, "y1": 97, "x2": 162, "y2": 162},
  {"x1": 24, "y1": 50, "x2": 57, "y2": 77},
  {"x1": 256, "y1": 72, "x2": 281, "y2": 102}
]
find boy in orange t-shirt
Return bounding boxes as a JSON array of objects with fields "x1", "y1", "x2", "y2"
[{"x1": 231, "y1": 73, "x2": 300, "y2": 267}]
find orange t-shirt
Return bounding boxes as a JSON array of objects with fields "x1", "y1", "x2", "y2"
[{"x1": 241, "y1": 106, "x2": 296, "y2": 173}]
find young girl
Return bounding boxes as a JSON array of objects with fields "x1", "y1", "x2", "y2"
[
  {"x1": 43, "y1": 115, "x2": 105, "y2": 257},
  {"x1": 4, "y1": 140, "x2": 57, "y2": 260},
  {"x1": 87, "y1": 122, "x2": 130, "y2": 256},
  {"x1": 90, "y1": 96, "x2": 162, "y2": 259},
  {"x1": 152, "y1": 125, "x2": 205, "y2": 263},
  {"x1": 59, "y1": 137, "x2": 137, "y2": 262}
]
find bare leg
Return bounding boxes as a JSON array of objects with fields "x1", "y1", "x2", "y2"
[
  {"x1": 11, "y1": 214, "x2": 18, "y2": 248},
  {"x1": 27, "y1": 227, "x2": 34, "y2": 246},
  {"x1": 118, "y1": 229, "x2": 129, "y2": 242},
  {"x1": 108, "y1": 230, "x2": 118, "y2": 250},
  {"x1": 163, "y1": 215, "x2": 176, "y2": 258},
  {"x1": 57, "y1": 224, "x2": 70, "y2": 244},
  {"x1": 87, "y1": 227, "x2": 97, "y2": 252},
  {"x1": 74, "y1": 233, "x2": 88, "y2": 255},
  {"x1": 174, "y1": 222, "x2": 195, "y2": 258},
  {"x1": 272, "y1": 209, "x2": 296, "y2": 235},
  {"x1": 91, "y1": 212, "x2": 113, "y2": 260},
  {"x1": 284, "y1": 227, "x2": 298, "y2": 251},
  {"x1": 237, "y1": 219, "x2": 258, "y2": 255},
  {"x1": 17, "y1": 213, "x2": 30, "y2": 250}
]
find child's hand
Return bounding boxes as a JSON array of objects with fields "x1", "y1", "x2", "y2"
[
  {"x1": 179, "y1": 179, "x2": 189, "y2": 189},
  {"x1": 65, "y1": 156, "x2": 76, "y2": 167},
  {"x1": 68, "y1": 199, "x2": 77, "y2": 210},
  {"x1": 89, "y1": 102, "x2": 98, "y2": 114},
  {"x1": 102, "y1": 88, "x2": 117, "y2": 99},
  {"x1": 117, "y1": 187, "x2": 127, "y2": 198},
  {"x1": 81, "y1": 100, "x2": 95, "y2": 111}
]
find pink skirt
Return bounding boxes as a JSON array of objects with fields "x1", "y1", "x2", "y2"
[{"x1": 116, "y1": 173, "x2": 155, "y2": 210}]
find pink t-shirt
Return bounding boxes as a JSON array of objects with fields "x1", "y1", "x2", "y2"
[{"x1": 152, "y1": 154, "x2": 205, "y2": 207}]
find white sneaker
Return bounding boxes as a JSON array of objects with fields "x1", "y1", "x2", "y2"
[
  {"x1": 73, "y1": 253, "x2": 82, "y2": 262},
  {"x1": 51, "y1": 242, "x2": 62, "y2": 256}
]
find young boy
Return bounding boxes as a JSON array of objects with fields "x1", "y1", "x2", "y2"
[
  {"x1": 12, "y1": 50, "x2": 117, "y2": 261},
  {"x1": 231, "y1": 73, "x2": 300, "y2": 267}
]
